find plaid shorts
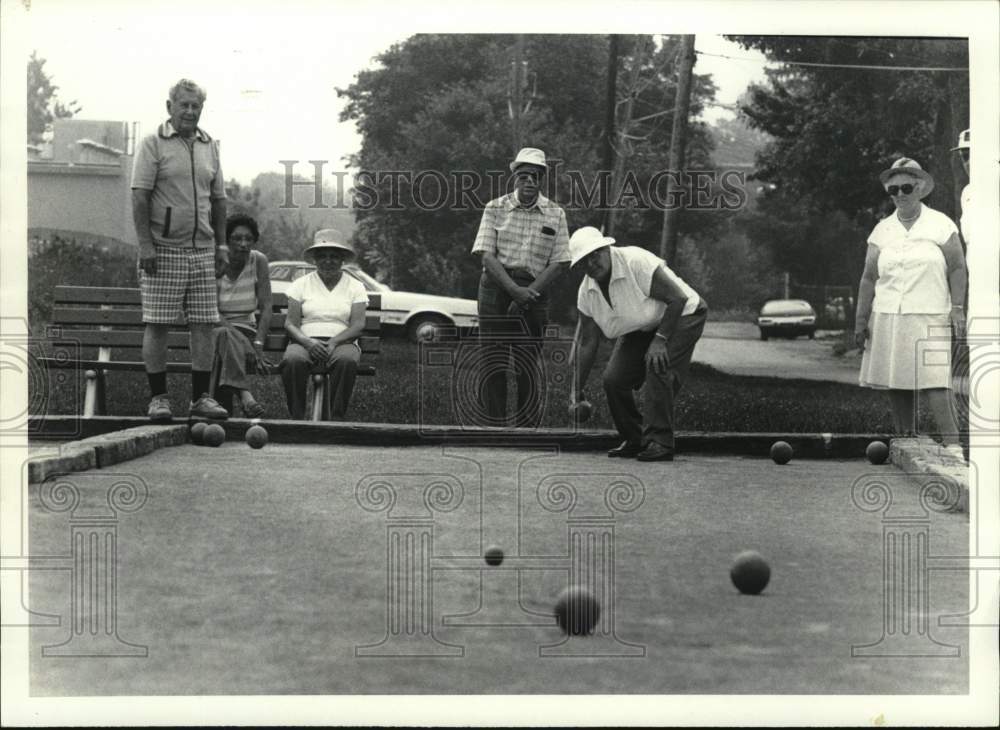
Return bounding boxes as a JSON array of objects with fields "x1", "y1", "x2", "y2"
[{"x1": 139, "y1": 245, "x2": 219, "y2": 324}]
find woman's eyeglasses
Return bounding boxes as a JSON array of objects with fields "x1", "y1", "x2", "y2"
[{"x1": 886, "y1": 184, "x2": 916, "y2": 196}]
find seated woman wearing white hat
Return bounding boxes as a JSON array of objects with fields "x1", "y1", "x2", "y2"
[
  {"x1": 568, "y1": 227, "x2": 708, "y2": 461},
  {"x1": 855, "y1": 158, "x2": 967, "y2": 460},
  {"x1": 281, "y1": 230, "x2": 369, "y2": 420}
]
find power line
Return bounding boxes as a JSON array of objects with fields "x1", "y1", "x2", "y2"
[{"x1": 695, "y1": 49, "x2": 968, "y2": 72}]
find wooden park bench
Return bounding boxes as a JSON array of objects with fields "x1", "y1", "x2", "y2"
[{"x1": 38, "y1": 285, "x2": 381, "y2": 421}]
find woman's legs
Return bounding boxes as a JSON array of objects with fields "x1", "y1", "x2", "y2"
[
  {"x1": 924, "y1": 388, "x2": 961, "y2": 447},
  {"x1": 887, "y1": 389, "x2": 916, "y2": 435}
]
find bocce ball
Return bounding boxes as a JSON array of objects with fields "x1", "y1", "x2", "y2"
[
  {"x1": 569, "y1": 400, "x2": 593, "y2": 423},
  {"x1": 484, "y1": 546, "x2": 504, "y2": 566},
  {"x1": 245, "y1": 425, "x2": 268, "y2": 450},
  {"x1": 203, "y1": 423, "x2": 226, "y2": 448},
  {"x1": 554, "y1": 585, "x2": 600, "y2": 636},
  {"x1": 770, "y1": 440, "x2": 793, "y2": 465},
  {"x1": 190, "y1": 421, "x2": 207, "y2": 445},
  {"x1": 866, "y1": 440, "x2": 889, "y2": 465},
  {"x1": 730, "y1": 550, "x2": 771, "y2": 595}
]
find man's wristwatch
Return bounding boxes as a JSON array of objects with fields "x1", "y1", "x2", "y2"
[{"x1": 654, "y1": 332, "x2": 668, "y2": 342}]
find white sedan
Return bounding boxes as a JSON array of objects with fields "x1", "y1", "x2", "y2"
[{"x1": 269, "y1": 260, "x2": 478, "y2": 342}]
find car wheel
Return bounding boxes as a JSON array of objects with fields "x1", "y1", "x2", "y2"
[
  {"x1": 759, "y1": 330, "x2": 769, "y2": 341},
  {"x1": 808, "y1": 331, "x2": 815, "y2": 340},
  {"x1": 408, "y1": 315, "x2": 450, "y2": 344}
]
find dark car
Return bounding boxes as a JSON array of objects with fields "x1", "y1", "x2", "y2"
[{"x1": 757, "y1": 299, "x2": 817, "y2": 340}]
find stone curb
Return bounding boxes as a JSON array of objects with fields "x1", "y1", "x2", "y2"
[
  {"x1": 28, "y1": 425, "x2": 188, "y2": 483},
  {"x1": 890, "y1": 437, "x2": 970, "y2": 513}
]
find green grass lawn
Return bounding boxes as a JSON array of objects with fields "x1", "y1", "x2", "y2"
[{"x1": 33, "y1": 335, "x2": 936, "y2": 434}]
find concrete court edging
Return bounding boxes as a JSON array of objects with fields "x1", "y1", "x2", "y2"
[
  {"x1": 28, "y1": 424, "x2": 188, "y2": 483},
  {"x1": 27, "y1": 418, "x2": 970, "y2": 512}
]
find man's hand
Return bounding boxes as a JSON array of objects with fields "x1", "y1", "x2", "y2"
[
  {"x1": 510, "y1": 285, "x2": 540, "y2": 308},
  {"x1": 506, "y1": 300, "x2": 528, "y2": 316},
  {"x1": 950, "y1": 308, "x2": 966, "y2": 341},
  {"x1": 645, "y1": 336, "x2": 670, "y2": 375},
  {"x1": 854, "y1": 328, "x2": 868, "y2": 352},
  {"x1": 138, "y1": 244, "x2": 157, "y2": 276},
  {"x1": 214, "y1": 246, "x2": 230, "y2": 278}
]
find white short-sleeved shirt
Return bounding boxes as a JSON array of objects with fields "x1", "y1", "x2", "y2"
[
  {"x1": 286, "y1": 271, "x2": 369, "y2": 338},
  {"x1": 868, "y1": 204, "x2": 958, "y2": 315},
  {"x1": 577, "y1": 246, "x2": 700, "y2": 339},
  {"x1": 960, "y1": 184, "x2": 973, "y2": 245}
]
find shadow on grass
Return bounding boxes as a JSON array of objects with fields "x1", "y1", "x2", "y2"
[{"x1": 31, "y1": 337, "x2": 907, "y2": 433}]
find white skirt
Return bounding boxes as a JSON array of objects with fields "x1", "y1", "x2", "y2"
[{"x1": 859, "y1": 312, "x2": 952, "y2": 390}]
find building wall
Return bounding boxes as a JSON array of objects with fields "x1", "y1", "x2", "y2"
[{"x1": 27, "y1": 155, "x2": 137, "y2": 246}]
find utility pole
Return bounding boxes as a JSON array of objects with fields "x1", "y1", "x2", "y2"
[
  {"x1": 599, "y1": 35, "x2": 620, "y2": 233},
  {"x1": 659, "y1": 35, "x2": 696, "y2": 266}
]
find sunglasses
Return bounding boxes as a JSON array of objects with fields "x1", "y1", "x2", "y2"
[
  {"x1": 886, "y1": 184, "x2": 916, "y2": 196},
  {"x1": 959, "y1": 150, "x2": 970, "y2": 161}
]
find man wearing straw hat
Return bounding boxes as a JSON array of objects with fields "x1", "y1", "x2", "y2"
[
  {"x1": 471, "y1": 147, "x2": 570, "y2": 427},
  {"x1": 567, "y1": 227, "x2": 708, "y2": 461}
]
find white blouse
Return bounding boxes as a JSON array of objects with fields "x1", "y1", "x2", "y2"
[{"x1": 868, "y1": 204, "x2": 958, "y2": 315}]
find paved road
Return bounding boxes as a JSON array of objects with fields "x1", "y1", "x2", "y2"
[{"x1": 694, "y1": 322, "x2": 861, "y2": 385}]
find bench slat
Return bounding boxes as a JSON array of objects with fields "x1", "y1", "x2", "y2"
[
  {"x1": 53, "y1": 286, "x2": 382, "y2": 312},
  {"x1": 36, "y1": 357, "x2": 376, "y2": 377},
  {"x1": 51, "y1": 307, "x2": 379, "y2": 333},
  {"x1": 46, "y1": 330, "x2": 380, "y2": 353}
]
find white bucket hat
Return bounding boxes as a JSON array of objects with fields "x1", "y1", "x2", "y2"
[
  {"x1": 951, "y1": 128, "x2": 970, "y2": 152},
  {"x1": 879, "y1": 157, "x2": 934, "y2": 198},
  {"x1": 568, "y1": 227, "x2": 615, "y2": 268},
  {"x1": 509, "y1": 147, "x2": 547, "y2": 173},
  {"x1": 303, "y1": 228, "x2": 356, "y2": 262}
]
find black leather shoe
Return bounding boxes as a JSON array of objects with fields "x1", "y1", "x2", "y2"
[
  {"x1": 636, "y1": 442, "x2": 674, "y2": 461},
  {"x1": 608, "y1": 441, "x2": 643, "y2": 458}
]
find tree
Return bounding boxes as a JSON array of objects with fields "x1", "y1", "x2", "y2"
[
  {"x1": 337, "y1": 34, "x2": 720, "y2": 319},
  {"x1": 226, "y1": 173, "x2": 356, "y2": 262},
  {"x1": 728, "y1": 36, "x2": 969, "y2": 320},
  {"x1": 731, "y1": 36, "x2": 967, "y2": 225},
  {"x1": 27, "y1": 51, "x2": 80, "y2": 145}
]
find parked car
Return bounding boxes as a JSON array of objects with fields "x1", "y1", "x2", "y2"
[
  {"x1": 757, "y1": 299, "x2": 817, "y2": 340},
  {"x1": 268, "y1": 261, "x2": 478, "y2": 342}
]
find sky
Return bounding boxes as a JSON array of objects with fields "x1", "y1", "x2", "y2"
[{"x1": 23, "y1": 1, "x2": 772, "y2": 185}]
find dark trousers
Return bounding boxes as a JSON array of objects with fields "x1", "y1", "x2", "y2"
[
  {"x1": 602, "y1": 302, "x2": 708, "y2": 451},
  {"x1": 280, "y1": 340, "x2": 360, "y2": 420},
  {"x1": 476, "y1": 270, "x2": 549, "y2": 428}
]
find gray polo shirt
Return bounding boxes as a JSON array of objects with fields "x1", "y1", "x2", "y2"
[{"x1": 131, "y1": 120, "x2": 226, "y2": 248}]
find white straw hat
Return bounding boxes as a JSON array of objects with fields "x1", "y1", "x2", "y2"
[
  {"x1": 568, "y1": 227, "x2": 615, "y2": 268},
  {"x1": 509, "y1": 147, "x2": 547, "y2": 173}
]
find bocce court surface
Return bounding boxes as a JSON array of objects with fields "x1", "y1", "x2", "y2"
[{"x1": 28, "y1": 442, "x2": 968, "y2": 694}]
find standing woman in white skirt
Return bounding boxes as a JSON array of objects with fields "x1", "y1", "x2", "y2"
[{"x1": 854, "y1": 158, "x2": 967, "y2": 459}]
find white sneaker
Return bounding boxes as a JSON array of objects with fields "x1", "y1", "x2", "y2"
[
  {"x1": 147, "y1": 395, "x2": 173, "y2": 422},
  {"x1": 190, "y1": 393, "x2": 229, "y2": 420}
]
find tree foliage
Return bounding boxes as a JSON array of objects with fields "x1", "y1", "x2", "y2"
[
  {"x1": 729, "y1": 36, "x2": 969, "y2": 292},
  {"x1": 27, "y1": 51, "x2": 80, "y2": 145},
  {"x1": 337, "y1": 34, "x2": 721, "y2": 317},
  {"x1": 226, "y1": 173, "x2": 356, "y2": 262}
]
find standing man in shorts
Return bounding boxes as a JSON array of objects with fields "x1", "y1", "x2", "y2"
[
  {"x1": 132, "y1": 78, "x2": 230, "y2": 421},
  {"x1": 471, "y1": 147, "x2": 570, "y2": 427}
]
